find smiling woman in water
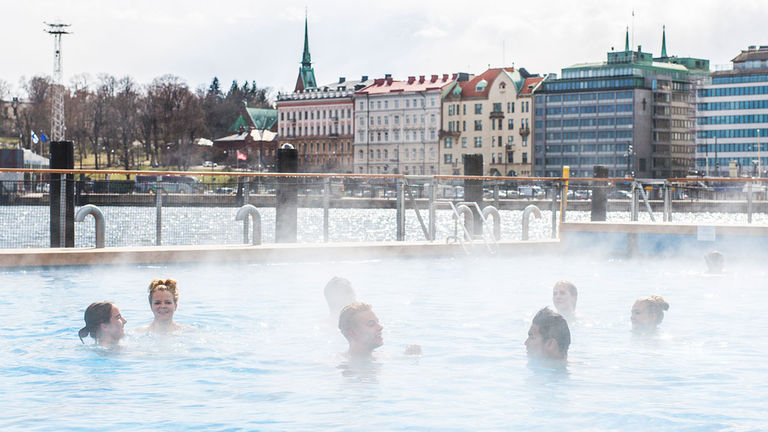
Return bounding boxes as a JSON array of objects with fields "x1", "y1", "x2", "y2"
[{"x1": 136, "y1": 278, "x2": 193, "y2": 335}]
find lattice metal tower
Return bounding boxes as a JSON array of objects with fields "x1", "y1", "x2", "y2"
[{"x1": 45, "y1": 22, "x2": 71, "y2": 141}]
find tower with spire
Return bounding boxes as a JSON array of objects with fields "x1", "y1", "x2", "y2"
[{"x1": 294, "y1": 14, "x2": 317, "y2": 92}]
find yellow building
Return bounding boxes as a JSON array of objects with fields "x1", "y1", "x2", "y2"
[{"x1": 440, "y1": 67, "x2": 542, "y2": 176}]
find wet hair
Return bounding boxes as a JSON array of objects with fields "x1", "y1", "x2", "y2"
[
  {"x1": 78, "y1": 302, "x2": 113, "y2": 343},
  {"x1": 148, "y1": 278, "x2": 179, "y2": 304},
  {"x1": 636, "y1": 295, "x2": 670, "y2": 324},
  {"x1": 338, "y1": 302, "x2": 371, "y2": 339},
  {"x1": 532, "y1": 307, "x2": 571, "y2": 357},
  {"x1": 554, "y1": 280, "x2": 577, "y2": 298},
  {"x1": 705, "y1": 250, "x2": 724, "y2": 273}
]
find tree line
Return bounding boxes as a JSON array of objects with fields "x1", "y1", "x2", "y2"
[{"x1": 0, "y1": 75, "x2": 271, "y2": 170}]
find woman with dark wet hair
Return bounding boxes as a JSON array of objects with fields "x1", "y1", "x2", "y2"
[{"x1": 78, "y1": 302, "x2": 126, "y2": 346}]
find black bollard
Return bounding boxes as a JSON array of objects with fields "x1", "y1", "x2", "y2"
[
  {"x1": 591, "y1": 165, "x2": 608, "y2": 221},
  {"x1": 276, "y1": 144, "x2": 298, "y2": 243},
  {"x1": 463, "y1": 154, "x2": 483, "y2": 235},
  {"x1": 50, "y1": 141, "x2": 75, "y2": 247}
]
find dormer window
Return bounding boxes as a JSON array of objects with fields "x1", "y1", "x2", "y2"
[
  {"x1": 476, "y1": 79, "x2": 487, "y2": 92},
  {"x1": 499, "y1": 82, "x2": 506, "y2": 89}
]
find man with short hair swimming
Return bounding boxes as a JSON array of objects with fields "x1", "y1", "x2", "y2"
[
  {"x1": 525, "y1": 307, "x2": 571, "y2": 362},
  {"x1": 338, "y1": 302, "x2": 421, "y2": 360}
]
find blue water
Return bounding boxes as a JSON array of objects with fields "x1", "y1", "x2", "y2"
[{"x1": 1, "y1": 254, "x2": 767, "y2": 430}]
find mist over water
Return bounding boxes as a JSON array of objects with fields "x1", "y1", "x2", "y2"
[{"x1": 1, "y1": 252, "x2": 766, "y2": 430}]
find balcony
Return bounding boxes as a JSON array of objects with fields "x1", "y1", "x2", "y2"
[
  {"x1": 439, "y1": 129, "x2": 461, "y2": 138},
  {"x1": 519, "y1": 126, "x2": 530, "y2": 137},
  {"x1": 489, "y1": 110, "x2": 505, "y2": 119}
]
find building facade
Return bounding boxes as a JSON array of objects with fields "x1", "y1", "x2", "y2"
[
  {"x1": 275, "y1": 16, "x2": 371, "y2": 172},
  {"x1": 439, "y1": 68, "x2": 541, "y2": 176},
  {"x1": 695, "y1": 45, "x2": 768, "y2": 177},
  {"x1": 353, "y1": 74, "x2": 453, "y2": 175},
  {"x1": 534, "y1": 29, "x2": 708, "y2": 178}
]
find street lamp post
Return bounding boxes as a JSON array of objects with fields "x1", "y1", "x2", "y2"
[
  {"x1": 757, "y1": 128, "x2": 762, "y2": 178},
  {"x1": 625, "y1": 144, "x2": 634, "y2": 177}
]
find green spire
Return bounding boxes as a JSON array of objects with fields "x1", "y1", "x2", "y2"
[
  {"x1": 302, "y1": 14, "x2": 311, "y2": 66},
  {"x1": 625, "y1": 27, "x2": 629, "y2": 51},
  {"x1": 660, "y1": 25, "x2": 667, "y2": 58}
]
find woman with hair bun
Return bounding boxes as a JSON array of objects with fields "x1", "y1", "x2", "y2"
[
  {"x1": 136, "y1": 278, "x2": 192, "y2": 335},
  {"x1": 631, "y1": 295, "x2": 670, "y2": 334},
  {"x1": 78, "y1": 302, "x2": 126, "y2": 346}
]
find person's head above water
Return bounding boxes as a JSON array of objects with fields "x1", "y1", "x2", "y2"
[
  {"x1": 552, "y1": 280, "x2": 577, "y2": 318},
  {"x1": 324, "y1": 276, "x2": 356, "y2": 318},
  {"x1": 525, "y1": 307, "x2": 571, "y2": 361},
  {"x1": 338, "y1": 302, "x2": 383, "y2": 359},
  {"x1": 705, "y1": 250, "x2": 725, "y2": 274},
  {"x1": 143, "y1": 278, "x2": 183, "y2": 333},
  {"x1": 78, "y1": 302, "x2": 126, "y2": 346},
  {"x1": 631, "y1": 295, "x2": 669, "y2": 334}
]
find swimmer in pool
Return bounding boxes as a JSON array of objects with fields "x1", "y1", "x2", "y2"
[
  {"x1": 324, "y1": 276, "x2": 356, "y2": 320},
  {"x1": 631, "y1": 295, "x2": 669, "y2": 334},
  {"x1": 552, "y1": 280, "x2": 577, "y2": 321},
  {"x1": 525, "y1": 307, "x2": 570, "y2": 363},
  {"x1": 135, "y1": 278, "x2": 192, "y2": 335},
  {"x1": 338, "y1": 302, "x2": 421, "y2": 360},
  {"x1": 78, "y1": 302, "x2": 127, "y2": 346},
  {"x1": 704, "y1": 250, "x2": 725, "y2": 274}
]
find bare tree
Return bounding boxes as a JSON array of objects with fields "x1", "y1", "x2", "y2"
[{"x1": 114, "y1": 76, "x2": 139, "y2": 173}]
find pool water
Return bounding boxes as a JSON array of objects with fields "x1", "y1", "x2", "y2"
[{"x1": 1, "y1": 253, "x2": 767, "y2": 431}]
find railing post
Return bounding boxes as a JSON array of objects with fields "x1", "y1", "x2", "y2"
[
  {"x1": 551, "y1": 184, "x2": 558, "y2": 239},
  {"x1": 242, "y1": 177, "x2": 250, "y2": 241},
  {"x1": 429, "y1": 177, "x2": 438, "y2": 241},
  {"x1": 323, "y1": 177, "x2": 330, "y2": 242},
  {"x1": 396, "y1": 177, "x2": 405, "y2": 241},
  {"x1": 493, "y1": 182, "x2": 499, "y2": 208},
  {"x1": 630, "y1": 182, "x2": 639, "y2": 222},
  {"x1": 663, "y1": 182, "x2": 672, "y2": 222},
  {"x1": 747, "y1": 181, "x2": 753, "y2": 223},
  {"x1": 155, "y1": 176, "x2": 162, "y2": 246}
]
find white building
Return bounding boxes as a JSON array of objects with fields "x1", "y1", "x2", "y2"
[{"x1": 353, "y1": 74, "x2": 455, "y2": 174}]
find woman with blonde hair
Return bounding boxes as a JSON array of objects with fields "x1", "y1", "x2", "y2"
[
  {"x1": 136, "y1": 278, "x2": 192, "y2": 334},
  {"x1": 631, "y1": 295, "x2": 669, "y2": 334}
]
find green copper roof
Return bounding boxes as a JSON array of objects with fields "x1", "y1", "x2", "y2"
[
  {"x1": 302, "y1": 16, "x2": 311, "y2": 67},
  {"x1": 625, "y1": 27, "x2": 629, "y2": 51},
  {"x1": 661, "y1": 25, "x2": 667, "y2": 58},
  {"x1": 228, "y1": 107, "x2": 277, "y2": 132},
  {"x1": 295, "y1": 15, "x2": 317, "y2": 91}
]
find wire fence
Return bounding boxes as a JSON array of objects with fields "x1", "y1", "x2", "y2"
[{"x1": 1, "y1": 169, "x2": 767, "y2": 249}]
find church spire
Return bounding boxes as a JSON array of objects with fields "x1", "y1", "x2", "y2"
[
  {"x1": 302, "y1": 13, "x2": 311, "y2": 67},
  {"x1": 660, "y1": 25, "x2": 667, "y2": 58},
  {"x1": 625, "y1": 27, "x2": 630, "y2": 51}
]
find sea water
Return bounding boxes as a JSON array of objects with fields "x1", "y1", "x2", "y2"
[{"x1": 1, "y1": 253, "x2": 766, "y2": 430}]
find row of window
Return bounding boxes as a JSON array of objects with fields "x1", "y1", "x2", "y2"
[
  {"x1": 362, "y1": 113, "x2": 436, "y2": 127},
  {"x1": 697, "y1": 114, "x2": 768, "y2": 125},
  {"x1": 543, "y1": 78, "x2": 637, "y2": 92},
  {"x1": 358, "y1": 97, "x2": 438, "y2": 110},
  {"x1": 697, "y1": 100, "x2": 768, "y2": 111},
  {"x1": 545, "y1": 104, "x2": 633, "y2": 115},
  {"x1": 358, "y1": 147, "x2": 435, "y2": 161},
  {"x1": 697, "y1": 129, "x2": 767, "y2": 139},
  {"x1": 544, "y1": 91, "x2": 634, "y2": 103},
  {"x1": 443, "y1": 152, "x2": 529, "y2": 164},
  {"x1": 358, "y1": 165, "x2": 436, "y2": 174},
  {"x1": 298, "y1": 141, "x2": 352, "y2": 154},
  {"x1": 447, "y1": 102, "x2": 519, "y2": 116},
  {"x1": 711, "y1": 74, "x2": 768, "y2": 85},
  {"x1": 698, "y1": 85, "x2": 768, "y2": 97},
  {"x1": 281, "y1": 124, "x2": 351, "y2": 137},
  {"x1": 542, "y1": 143, "x2": 631, "y2": 153},
  {"x1": 653, "y1": 131, "x2": 693, "y2": 142},
  {"x1": 543, "y1": 156, "x2": 626, "y2": 166},
  {"x1": 444, "y1": 135, "x2": 528, "y2": 149},
  {"x1": 359, "y1": 129, "x2": 437, "y2": 143},
  {"x1": 545, "y1": 130, "x2": 633, "y2": 140},
  {"x1": 696, "y1": 142, "x2": 767, "y2": 153},
  {"x1": 541, "y1": 117, "x2": 634, "y2": 128},
  {"x1": 561, "y1": 67, "x2": 636, "y2": 79},
  {"x1": 695, "y1": 157, "x2": 768, "y2": 168},
  {"x1": 280, "y1": 108, "x2": 351, "y2": 121}
]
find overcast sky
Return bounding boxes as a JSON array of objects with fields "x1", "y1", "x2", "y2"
[{"x1": 2, "y1": 0, "x2": 766, "y2": 100}]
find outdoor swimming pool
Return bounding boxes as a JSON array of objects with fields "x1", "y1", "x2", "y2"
[{"x1": 1, "y1": 252, "x2": 767, "y2": 430}]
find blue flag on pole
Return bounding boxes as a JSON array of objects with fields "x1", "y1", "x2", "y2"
[
  {"x1": 40, "y1": 131, "x2": 49, "y2": 142},
  {"x1": 31, "y1": 131, "x2": 39, "y2": 144}
]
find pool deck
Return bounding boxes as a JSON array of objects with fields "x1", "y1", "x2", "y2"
[{"x1": 0, "y1": 240, "x2": 561, "y2": 268}]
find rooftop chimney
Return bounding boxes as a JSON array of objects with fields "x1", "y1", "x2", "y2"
[
  {"x1": 408, "y1": 76, "x2": 415, "y2": 84},
  {"x1": 339, "y1": 77, "x2": 346, "y2": 83},
  {"x1": 430, "y1": 74, "x2": 438, "y2": 82},
  {"x1": 362, "y1": 75, "x2": 369, "y2": 81},
  {"x1": 442, "y1": 74, "x2": 448, "y2": 81},
  {"x1": 419, "y1": 75, "x2": 425, "y2": 83},
  {"x1": 386, "y1": 76, "x2": 393, "y2": 85},
  {"x1": 374, "y1": 78, "x2": 385, "y2": 86}
]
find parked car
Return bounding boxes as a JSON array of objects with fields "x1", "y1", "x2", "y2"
[
  {"x1": 608, "y1": 190, "x2": 632, "y2": 199},
  {"x1": 202, "y1": 161, "x2": 218, "y2": 168}
]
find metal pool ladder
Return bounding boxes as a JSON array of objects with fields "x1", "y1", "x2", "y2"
[{"x1": 429, "y1": 200, "x2": 501, "y2": 254}]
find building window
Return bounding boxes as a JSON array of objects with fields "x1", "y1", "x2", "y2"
[
  {"x1": 444, "y1": 154, "x2": 453, "y2": 164},
  {"x1": 475, "y1": 103, "x2": 483, "y2": 114},
  {"x1": 508, "y1": 119, "x2": 514, "y2": 129},
  {"x1": 474, "y1": 137, "x2": 482, "y2": 147},
  {"x1": 522, "y1": 152, "x2": 528, "y2": 163},
  {"x1": 445, "y1": 138, "x2": 453, "y2": 148},
  {"x1": 461, "y1": 137, "x2": 468, "y2": 148},
  {"x1": 474, "y1": 120, "x2": 483, "y2": 131}
]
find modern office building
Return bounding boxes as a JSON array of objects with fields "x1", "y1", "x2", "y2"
[
  {"x1": 353, "y1": 74, "x2": 455, "y2": 175},
  {"x1": 275, "y1": 17, "x2": 372, "y2": 172},
  {"x1": 534, "y1": 28, "x2": 708, "y2": 178},
  {"x1": 440, "y1": 67, "x2": 541, "y2": 176},
  {"x1": 695, "y1": 45, "x2": 768, "y2": 177}
]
